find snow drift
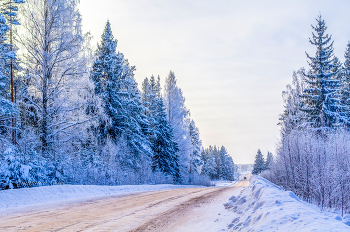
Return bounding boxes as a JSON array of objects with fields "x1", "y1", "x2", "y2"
[{"x1": 224, "y1": 176, "x2": 350, "y2": 231}]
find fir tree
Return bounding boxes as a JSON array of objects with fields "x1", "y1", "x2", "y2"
[
  {"x1": 300, "y1": 15, "x2": 346, "y2": 129},
  {"x1": 91, "y1": 21, "x2": 151, "y2": 170},
  {"x1": 252, "y1": 149, "x2": 265, "y2": 175}
]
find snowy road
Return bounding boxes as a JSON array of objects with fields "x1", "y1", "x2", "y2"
[{"x1": 0, "y1": 178, "x2": 249, "y2": 231}]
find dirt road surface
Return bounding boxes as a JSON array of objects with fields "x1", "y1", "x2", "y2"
[{"x1": 0, "y1": 177, "x2": 250, "y2": 232}]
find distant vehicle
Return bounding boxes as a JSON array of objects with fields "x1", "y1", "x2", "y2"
[{"x1": 244, "y1": 177, "x2": 246, "y2": 180}]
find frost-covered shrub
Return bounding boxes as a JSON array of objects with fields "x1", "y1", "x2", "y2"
[
  {"x1": 264, "y1": 129, "x2": 350, "y2": 216},
  {"x1": 0, "y1": 146, "x2": 35, "y2": 189}
]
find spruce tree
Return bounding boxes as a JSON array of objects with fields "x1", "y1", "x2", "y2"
[
  {"x1": 252, "y1": 149, "x2": 265, "y2": 175},
  {"x1": 218, "y1": 146, "x2": 235, "y2": 181},
  {"x1": 341, "y1": 42, "x2": 350, "y2": 124},
  {"x1": 141, "y1": 75, "x2": 181, "y2": 182},
  {"x1": 91, "y1": 21, "x2": 151, "y2": 170},
  {"x1": 151, "y1": 96, "x2": 181, "y2": 183},
  {"x1": 300, "y1": 15, "x2": 346, "y2": 129}
]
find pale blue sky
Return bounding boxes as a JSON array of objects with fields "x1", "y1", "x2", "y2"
[{"x1": 79, "y1": 0, "x2": 350, "y2": 164}]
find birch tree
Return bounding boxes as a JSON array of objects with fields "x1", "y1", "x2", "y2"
[{"x1": 18, "y1": 0, "x2": 89, "y2": 176}]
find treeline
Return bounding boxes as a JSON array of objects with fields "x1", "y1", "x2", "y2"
[
  {"x1": 251, "y1": 149, "x2": 273, "y2": 175},
  {"x1": 200, "y1": 145, "x2": 237, "y2": 181},
  {"x1": 0, "y1": 1, "x2": 236, "y2": 189},
  {"x1": 263, "y1": 15, "x2": 350, "y2": 216}
]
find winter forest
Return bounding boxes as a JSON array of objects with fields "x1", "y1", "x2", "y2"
[
  {"x1": 0, "y1": 0, "x2": 237, "y2": 189},
  {"x1": 258, "y1": 15, "x2": 350, "y2": 216}
]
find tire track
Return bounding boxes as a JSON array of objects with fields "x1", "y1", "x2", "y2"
[{"x1": 0, "y1": 187, "x2": 228, "y2": 232}]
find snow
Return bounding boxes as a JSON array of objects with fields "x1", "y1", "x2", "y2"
[
  {"x1": 3, "y1": 176, "x2": 350, "y2": 231},
  {"x1": 224, "y1": 175, "x2": 350, "y2": 231},
  {"x1": 212, "y1": 180, "x2": 237, "y2": 187},
  {"x1": 0, "y1": 184, "x2": 204, "y2": 214}
]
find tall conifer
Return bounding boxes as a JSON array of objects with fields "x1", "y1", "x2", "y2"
[
  {"x1": 91, "y1": 21, "x2": 151, "y2": 170},
  {"x1": 252, "y1": 149, "x2": 265, "y2": 175},
  {"x1": 301, "y1": 15, "x2": 346, "y2": 129},
  {"x1": 142, "y1": 76, "x2": 181, "y2": 182}
]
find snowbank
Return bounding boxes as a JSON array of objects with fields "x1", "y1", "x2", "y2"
[
  {"x1": 224, "y1": 176, "x2": 350, "y2": 232},
  {"x1": 0, "y1": 184, "x2": 204, "y2": 213}
]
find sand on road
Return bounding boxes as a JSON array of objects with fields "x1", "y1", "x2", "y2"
[{"x1": 0, "y1": 177, "x2": 250, "y2": 232}]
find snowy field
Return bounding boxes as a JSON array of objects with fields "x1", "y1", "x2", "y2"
[
  {"x1": 0, "y1": 183, "x2": 207, "y2": 214},
  {"x1": 224, "y1": 176, "x2": 350, "y2": 231}
]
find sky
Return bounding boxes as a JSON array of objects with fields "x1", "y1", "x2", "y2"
[{"x1": 79, "y1": 0, "x2": 350, "y2": 164}]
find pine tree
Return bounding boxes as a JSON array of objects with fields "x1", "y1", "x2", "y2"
[
  {"x1": 91, "y1": 21, "x2": 151, "y2": 171},
  {"x1": 300, "y1": 15, "x2": 346, "y2": 129},
  {"x1": 252, "y1": 149, "x2": 265, "y2": 175}
]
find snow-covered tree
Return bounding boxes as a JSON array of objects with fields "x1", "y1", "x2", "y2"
[
  {"x1": 164, "y1": 71, "x2": 191, "y2": 179},
  {"x1": 141, "y1": 75, "x2": 159, "y2": 143},
  {"x1": 0, "y1": 0, "x2": 25, "y2": 26},
  {"x1": 91, "y1": 21, "x2": 151, "y2": 171},
  {"x1": 341, "y1": 41, "x2": 350, "y2": 124},
  {"x1": 0, "y1": 12, "x2": 17, "y2": 138},
  {"x1": 141, "y1": 75, "x2": 181, "y2": 183},
  {"x1": 300, "y1": 15, "x2": 346, "y2": 130},
  {"x1": 201, "y1": 147, "x2": 217, "y2": 179},
  {"x1": 17, "y1": 0, "x2": 89, "y2": 182},
  {"x1": 0, "y1": 0, "x2": 23, "y2": 142},
  {"x1": 218, "y1": 146, "x2": 235, "y2": 181},
  {"x1": 252, "y1": 149, "x2": 265, "y2": 175},
  {"x1": 201, "y1": 145, "x2": 236, "y2": 181},
  {"x1": 265, "y1": 151, "x2": 274, "y2": 170},
  {"x1": 279, "y1": 69, "x2": 306, "y2": 135},
  {"x1": 151, "y1": 95, "x2": 181, "y2": 182},
  {"x1": 188, "y1": 120, "x2": 202, "y2": 178}
]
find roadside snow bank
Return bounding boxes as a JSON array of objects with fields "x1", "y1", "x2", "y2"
[
  {"x1": 0, "y1": 184, "x2": 204, "y2": 212},
  {"x1": 224, "y1": 176, "x2": 350, "y2": 232}
]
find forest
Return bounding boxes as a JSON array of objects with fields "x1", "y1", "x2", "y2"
[
  {"x1": 0, "y1": 0, "x2": 237, "y2": 189},
  {"x1": 258, "y1": 15, "x2": 350, "y2": 216}
]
